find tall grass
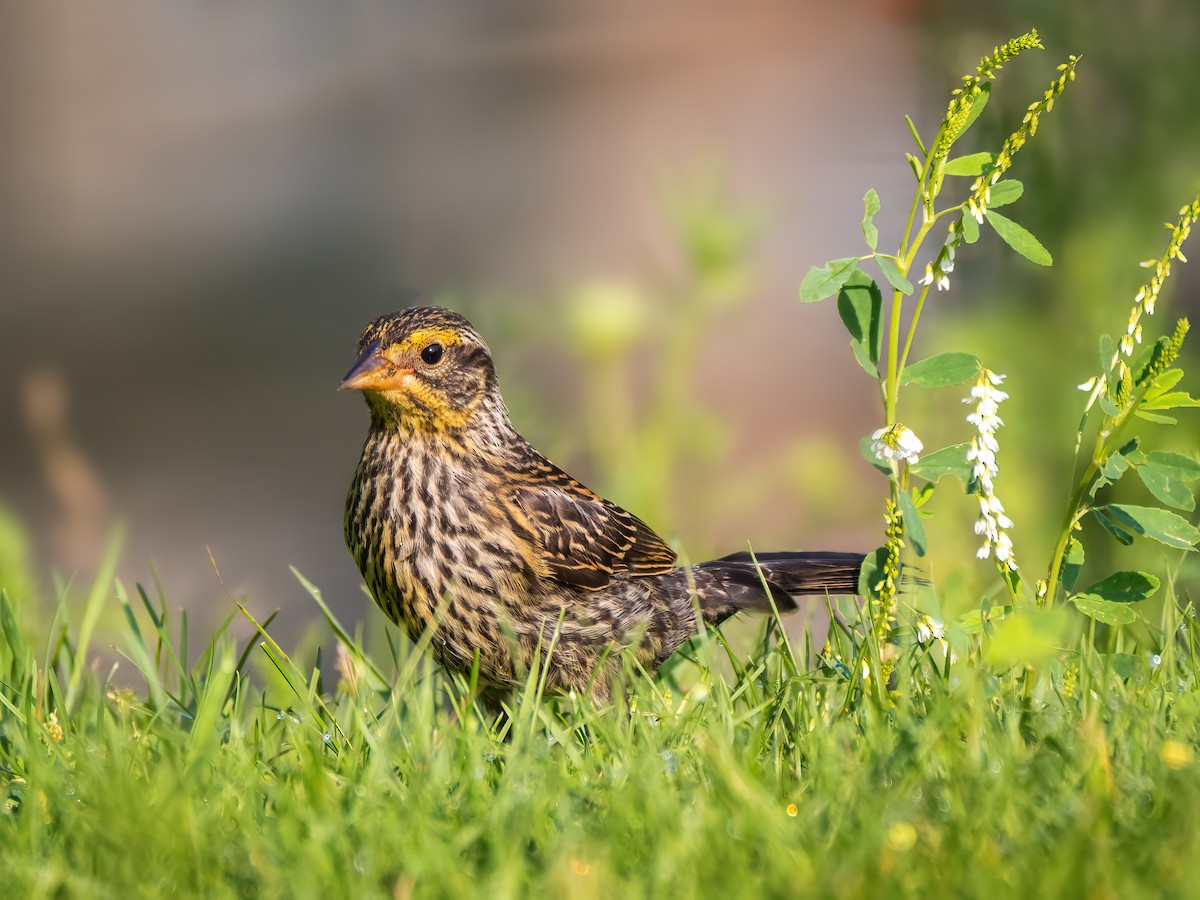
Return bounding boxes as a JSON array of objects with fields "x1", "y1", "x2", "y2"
[{"x1": 3, "y1": 553, "x2": 1200, "y2": 897}]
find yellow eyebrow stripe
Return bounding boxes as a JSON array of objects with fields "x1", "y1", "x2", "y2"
[{"x1": 398, "y1": 328, "x2": 463, "y2": 351}]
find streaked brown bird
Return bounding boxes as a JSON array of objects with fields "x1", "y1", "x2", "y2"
[{"x1": 342, "y1": 306, "x2": 863, "y2": 703}]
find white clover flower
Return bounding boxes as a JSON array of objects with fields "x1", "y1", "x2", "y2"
[
  {"x1": 964, "y1": 369, "x2": 1018, "y2": 571},
  {"x1": 871, "y1": 424, "x2": 924, "y2": 465}
]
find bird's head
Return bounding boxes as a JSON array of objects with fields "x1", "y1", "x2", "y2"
[{"x1": 340, "y1": 306, "x2": 499, "y2": 431}]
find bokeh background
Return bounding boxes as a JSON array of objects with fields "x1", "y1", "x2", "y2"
[{"x1": 2, "y1": 0, "x2": 1198, "y2": 647}]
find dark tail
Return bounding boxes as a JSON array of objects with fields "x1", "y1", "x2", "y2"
[{"x1": 694, "y1": 550, "x2": 865, "y2": 625}]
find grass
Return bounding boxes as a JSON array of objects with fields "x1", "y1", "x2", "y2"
[{"x1": 3, "y1": 548, "x2": 1200, "y2": 899}]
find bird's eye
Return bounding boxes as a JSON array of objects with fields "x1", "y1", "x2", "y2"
[{"x1": 421, "y1": 342, "x2": 444, "y2": 366}]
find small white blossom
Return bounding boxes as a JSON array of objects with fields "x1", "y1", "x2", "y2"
[
  {"x1": 919, "y1": 221, "x2": 965, "y2": 294},
  {"x1": 964, "y1": 369, "x2": 1018, "y2": 571},
  {"x1": 871, "y1": 424, "x2": 924, "y2": 465},
  {"x1": 915, "y1": 615, "x2": 945, "y2": 645}
]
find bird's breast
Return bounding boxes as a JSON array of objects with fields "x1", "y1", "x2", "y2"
[{"x1": 346, "y1": 429, "x2": 534, "y2": 639}]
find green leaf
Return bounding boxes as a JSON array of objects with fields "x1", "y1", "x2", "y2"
[
  {"x1": 910, "y1": 443, "x2": 974, "y2": 483},
  {"x1": 1092, "y1": 508, "x2": 1135, "y2": 546},
  {"x1": 961, "y1": 209, "x2": 980, "y2": 244},
  {"x1": 1129, "y1": 340, "x2": 1159, "y2": 382},
  {"x1": 1100, "y1": 504, "x2": 1200, "y2": 550},
  {"x1": 906, "y1": 153, "x2": 923, "y2": 182},
  {"x1": 1075, "y1": 570, "x2": 1160, "y2": 604},
  {"x1": 849, "y1": 341, "x2": 879, "y2": 377},
  {"x1": 987, "y1": 179, "x2": 1024, "y2": 208},
  {"x1": 1095, "y1": 450, "x2": 1132, "y2": 492},
  {"x1": 958, "y1": 82, "x2": 990, "y2": 138},
  {"x1": 856, "y1": 546, "x2": 889, "y2": 598},
  {"x1": 800, "y1": 258, "x2": 861, "y2": 302},
  {"x1": 986, "y1": 607, "x2": 1068, "y2": 669},
  {"x1": 1108, "y1": 653, "x2": 1142, "y2": 678},
  {"x1": 1062, "y1": 538, "x2": 1085, "y2": 594},
  {"x1": 943, "y1": 152, "x2": 997, "y2": 176},
  {"x1": 1099, "y1": 334, "x2": 1117, "y2": 371},
  {"x1": 1136, "y1": 451, "x2": 1200, "y2": 481},
  {"x1": 912, "y1": 481, "x2": 936, "y2": 508},
  {"x1": 905, "y1": 116, "x2": 927, "y2": 156},
  {"x1": 987, "y1": 211, "x2": 1053, "y2": 266},
  {"x1": 897, "y1": 488, "x2": 927, "y2": 558},
  {"x1": 862, "y1": 190, "x2": 880, "y2": 252},
  {"x1": 900, "y1": 352, "x2": 981, "y2": 387},
  {"x1": 1137, "y1": 464, "x2": 1196, "y2": 511},
  {"x1": 1144, "y1": 368, "x2": 1185, "y2": 399},
  {"x1": 875, "y1": 256, "x2": 914, "y2": 295},
  {"x1": 1094, "y1": 439, "x2": 1137, "y2": 489},
  {"x1": 837, "y1": 272, "x2": 883, "y2": 374},
  {"x1": 1135, "y1": 410, "x2": 1178, "y2": 425},
  {"x1": 957, "y1": 605, "x2": 1011, "y2": 636},
  {"x1": 1072, "y1": 596, "x2": 1137, "y2": 626},
  {"x1": 836, "y1": 271, "x2": 883, "y2": 347},
  {"x1": 1141, "y1": 391, "x2": 1200, "y2": 411}
]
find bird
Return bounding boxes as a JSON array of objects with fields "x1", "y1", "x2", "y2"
[{"x1": 341, "y1": 306, "x2": 864, "y2": 703}]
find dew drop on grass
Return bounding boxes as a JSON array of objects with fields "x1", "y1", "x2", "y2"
[{"x1": 1151, "y1": 654, "x2": 1163, "y2": 669}]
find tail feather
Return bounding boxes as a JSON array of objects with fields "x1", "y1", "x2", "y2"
[
  {"x1": 695, "y1": 550, "x2": 865, "y2": 625},
  {"x1": 716, "y1": 550, "x2": 865, "y2": 596}
]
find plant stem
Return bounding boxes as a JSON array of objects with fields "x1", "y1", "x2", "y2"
[{"x1": 1043, "y1": 382, "x2": 1151, "y2": 602}]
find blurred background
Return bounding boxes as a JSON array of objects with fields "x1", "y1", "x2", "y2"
[{"x1": 2, "y1": 0, "x2": 1197, "y2": 648}]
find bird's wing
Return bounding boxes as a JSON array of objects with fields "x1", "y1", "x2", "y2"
[{"x1": 506, "y1": 461, "x2": 677, "y2": 590}]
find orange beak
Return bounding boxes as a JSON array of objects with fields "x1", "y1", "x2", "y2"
[{"x1": 339, "y1": 339, "x2": 414, "y2": 392}]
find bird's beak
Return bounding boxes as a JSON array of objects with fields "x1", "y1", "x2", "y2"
[{"x1": 339, "y1": 339, "x2": 414, "y2": 392}]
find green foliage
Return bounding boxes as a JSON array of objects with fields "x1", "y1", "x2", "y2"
[
  {"x1": 899, "y1": 352, "x2": 981, "y2": 387},
  {"x1": 5, "y1": 562, "x2": 1200, "y2": 896},
  {"x1": 800, "y1": 30, "x2": 1199, "y2": 704},
  {"x1": 986, "y1": 210, "x2": 1053, "y2": 265}
]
